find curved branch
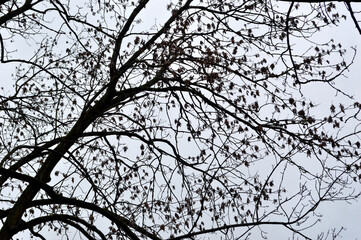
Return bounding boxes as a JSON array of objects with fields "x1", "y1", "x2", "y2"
[
  {"x1": 17, "y1": 214, "x2": 107, "y2": 240},
  {"x1": 0, "y1": 167, "x2": 161, "y2": 240}
]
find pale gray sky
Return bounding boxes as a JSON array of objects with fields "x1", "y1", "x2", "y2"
[{"x1": 0, "y1": 1, "x2": 360, "y2": 239}]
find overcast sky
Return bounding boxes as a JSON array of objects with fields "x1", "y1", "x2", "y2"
[
  {"x1": 0, "y1": 1, "x2": 360, "y2": 239},
  {"x1": 273, "y1": 2, "x2": 361, "y2": 240}
]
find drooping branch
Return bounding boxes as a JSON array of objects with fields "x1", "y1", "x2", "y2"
[{"x1": 0, "y1": 167, "x2": 161, "y2": 240}]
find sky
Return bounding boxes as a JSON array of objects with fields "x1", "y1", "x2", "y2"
[
  {"x1": 272, "y1": 2, "x2": 361, "y2": 239},
  {"x1": 0, "y1": 1, "x2": 360, "y2": 239}
]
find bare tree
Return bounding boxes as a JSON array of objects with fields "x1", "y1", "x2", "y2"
[
  {"x1": 0, "y1": 0, "x2": 360, "y2": 239},
  {"x1": 279, "y1": 0, "x2": 361, "y2": 34}
]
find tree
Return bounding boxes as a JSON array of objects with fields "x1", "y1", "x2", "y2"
[
  {"x1": 279, "y1": 0, "x2": 361, "y2": 34},
  {"x1": 0, "y1": 0, "x2": 360, "y2": 239}
]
